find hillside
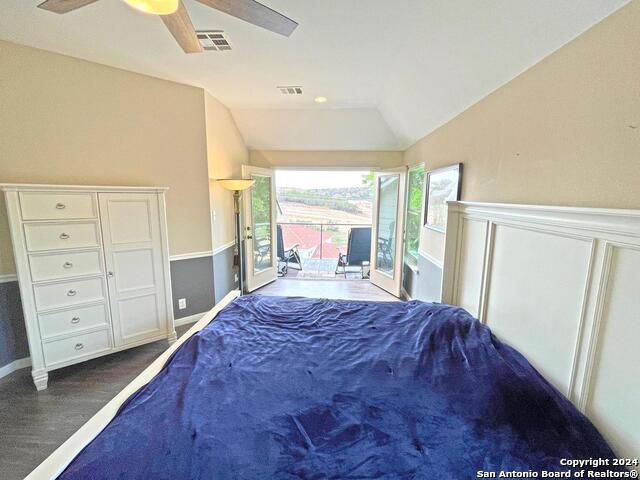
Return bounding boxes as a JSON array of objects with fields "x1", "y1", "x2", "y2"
[{"x1": 277, "y1": 186, "x2": 373, "y2": 219}]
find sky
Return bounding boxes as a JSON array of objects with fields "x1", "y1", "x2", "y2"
[{"x1": 275, "y1": 170, "x2": 371, "y2": 189}]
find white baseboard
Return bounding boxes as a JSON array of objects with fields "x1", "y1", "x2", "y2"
[
  {"x1": 0, "y1": 357, "x2": 31, "y2": 380},
  {"x1": 174, "y1": 311, "x2": 209, "y2": 327},
  {"x1": 0, "y1": 273, "x2": 18, "y2": 284},
  {"x1": 401, "y1": 287, "x2": 412, "y2": 301}
]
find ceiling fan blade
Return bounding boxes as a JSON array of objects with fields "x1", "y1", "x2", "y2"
[
  {"x1": 161, "y1": 1, "x2": 203, "y2": 54},
  {"x1": 195, "y1": 0, "x2": 298, "y2": 37},
  {"x1": 37, "y1": 0, "x2": 100, "y2": 14}
]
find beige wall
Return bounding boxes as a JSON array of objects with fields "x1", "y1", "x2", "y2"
[
  {"x1": 250, "y1": 150, "x2": 403, "y2": 169},
  {"x1": 0, "y1": 40, "x2": 212, "y2": 275},
  {"x1": 205, "y1": 93, "x2": 249, "y2": 250},
  {"x1": 405, "y1": 0, "x2": 640, "y2": 262}
]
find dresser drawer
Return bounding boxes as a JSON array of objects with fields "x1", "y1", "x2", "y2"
[
  {"x1": 24, "y1": 222, "x2": 100, "y2": 252},
  {"x1": 20, "y1": 192, "x2": 96, "y2": 220},
  {"x1": 34, "y1": 277, "x2": 106, "y2": 311},
  {"x1": 43, "y1": 329, "x2": 111, "y2": 367},
  {"x1": 29, "y1": 250, "x2": 103, "y2": 282},
  {"x1": 38, "y1": 303, "x2": 109, "y2": 340}
]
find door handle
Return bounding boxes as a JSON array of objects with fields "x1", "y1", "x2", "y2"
[{"x1": 246, "y1": 235, "x2": 253, "y2": 239}]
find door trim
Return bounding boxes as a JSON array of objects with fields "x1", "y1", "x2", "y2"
[
  {"x1": 241, "y1": 165, "x2": 278, "y2": 292},
  {"x1": 370, "y1": 166, "x2": 407, "y2": 297}
]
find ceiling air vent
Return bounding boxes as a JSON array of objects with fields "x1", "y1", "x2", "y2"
[
  {"x1": 196, "y1": 31, "x2": 232, "y2": 51},
  {"x1": 278, "y1": 86, "x2": 303, "y2": 95}
]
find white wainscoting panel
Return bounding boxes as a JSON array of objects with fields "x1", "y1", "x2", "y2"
[
  {"x1": 483, "y1": 224, "x2": 593, "y2": 396},
  {"x1": 583, "y1": 244, "x2": 640, "y2": 460},
  {"x1": 441, "y1": 201, "x2": 640, "y2": 461},
  {"x1": 454, "y1": 218, "x2": 487, "y2": 318}
]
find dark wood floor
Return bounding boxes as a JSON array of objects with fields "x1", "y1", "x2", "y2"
[
  {"x1": 0, "y1": 281, "x2": 397, "y2": 479},
  {"x1": 0, "y1": 325, "x2": 190, "y2": 480}
]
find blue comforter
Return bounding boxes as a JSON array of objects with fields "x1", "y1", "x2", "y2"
[{"x1": 59, "y1": 296, "x2": 621, "y2": 479}]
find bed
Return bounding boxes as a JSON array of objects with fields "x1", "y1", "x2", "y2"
[{"x1": 36, "y1": 293, "x2": 625, "y2": 479}]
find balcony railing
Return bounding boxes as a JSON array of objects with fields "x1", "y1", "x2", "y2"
[{"x1": 278, "y1": 222, "x2": 371, "y2": 277}]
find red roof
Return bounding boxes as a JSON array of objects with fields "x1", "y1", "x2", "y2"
[
  {"x1": 280, "y1": 224, "x2": 341, "y2": 259},
  {"x1": 281, "y1": 224, "x2": 324, "y2": 249},
  {"x1": 312, "y1": 242, "x2": 340, "y2": 259}
]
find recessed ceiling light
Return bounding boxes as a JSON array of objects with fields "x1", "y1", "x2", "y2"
[{"x1": 314, "y1": 96, "x2": 328, "y2": 104}]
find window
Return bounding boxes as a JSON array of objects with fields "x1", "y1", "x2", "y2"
[{"x1": 404, "y1": 164, "x2": 425, "y2": 268}]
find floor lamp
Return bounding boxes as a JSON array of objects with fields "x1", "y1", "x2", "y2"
[{"x1": 217, "y1": 179, "x2": 255, "y2": 295}]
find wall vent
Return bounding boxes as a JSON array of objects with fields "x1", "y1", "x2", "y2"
[
  {"x1": 196, "y1": 31, "x2": 232, "y2": 51},
  {"x1": 278, "y1": 86, "x2": 303, "y2": 95}
]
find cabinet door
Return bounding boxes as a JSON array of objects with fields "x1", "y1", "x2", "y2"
[{"x1": 99, "y1": 193, "x2": 168, "y2": 346}]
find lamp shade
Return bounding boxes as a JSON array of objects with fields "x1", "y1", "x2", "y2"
[
  {"x1": 123, "y1": 0, "x2": 178, "y2": 15},
  {"x1": 217, "y1": 179, "x2": 255, "y2": 191}
]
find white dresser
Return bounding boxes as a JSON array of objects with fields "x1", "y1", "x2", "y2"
[{"x1": 1, "y1": 184, "x2": 176, "y2": 390}]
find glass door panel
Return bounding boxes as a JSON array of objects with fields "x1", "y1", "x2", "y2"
[
  {"x1": 250, "y1": 175, "x2": 273, "y2": 273},
  {"x1": 375, "y1": 175, "x2": 399, "y2": 276}
]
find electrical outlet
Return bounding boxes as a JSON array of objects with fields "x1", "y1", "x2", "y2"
[{"x1": 178, "y1": 298, "x2": 187, "y2": 310}]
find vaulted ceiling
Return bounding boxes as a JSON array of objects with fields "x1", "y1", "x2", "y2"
[{"x1": 0, "y1": 0, "x2": 631, "y2": 150}]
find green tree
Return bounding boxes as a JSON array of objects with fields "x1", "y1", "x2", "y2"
[{"x1": 361, "y1": 171, "x2": 375, "y2": 189}]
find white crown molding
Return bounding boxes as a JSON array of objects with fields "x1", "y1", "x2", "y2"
[
  {"x1": 448, "y1": 201, "x2": 640, "y2": 238},
  {"x1": 0, "y1": 273, "x2": 18, "y2": 284},
  {"x1": 0, "y1": 357, "x2": 31, "y2": 380},
  {"x1": 418, "y1": 249, "x2": 443, "y2": 269},
  {"x1": 167, "y1": 242, "x2": 234, "y2": 262},
  {"x1": 169, "y1": 251, "x2": 213, "y2": 262},
  {"x1": 213, "y1": 241, "x2": 236, "y2": 256},
  {"x1": 0, "y1": 183, "x2": 168, "y2": 193}
]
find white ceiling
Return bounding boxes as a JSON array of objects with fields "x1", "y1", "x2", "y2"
[{"x1": 0, "y1": 0, "x2": 631, "y2": 150}]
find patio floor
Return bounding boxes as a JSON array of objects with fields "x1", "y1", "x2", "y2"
[{"x1": 282, "y1": 258, "x2": 369, "y2": 280}]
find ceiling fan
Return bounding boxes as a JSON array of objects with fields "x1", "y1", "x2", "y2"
[{"x1": 36, "y1": 0, "x2": 298, "y2": 53}]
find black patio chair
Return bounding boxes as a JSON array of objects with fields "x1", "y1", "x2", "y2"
[
  {"x1": 277, "y1": 224, "x2": 302, "y2": 277},
  {"x1": 335, "y1": 227, "x2": 372, "y2": 279}
]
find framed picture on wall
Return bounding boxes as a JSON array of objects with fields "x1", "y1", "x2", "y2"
[{"x1": 424, "y1": 163, "x2": 463, "y2": 232}]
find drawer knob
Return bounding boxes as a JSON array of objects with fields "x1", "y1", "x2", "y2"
[
  {"x1": 74, "y1": 343, "x2": 84, "y2": 350},
  {"x1": 59, "y1": 233, "x2": 70, "y2": 240},
  {"x1": 55, "y1": 203, "x2": 66, "y2": 210},
  {"x1": 71, "y1": 317, "x2": 80, "y2": 324},
  {"x1": 67, "y1": 289, "x2": 77, "y2": 297},
  {"x1": 63, "y1": 262, "x2": 74, "y2": 269}
]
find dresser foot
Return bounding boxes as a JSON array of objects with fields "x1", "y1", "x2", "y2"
[
  {"x1": 167, "y1": 331, "x2": 178, "y2": 345},
  {"x1": 32, "y1": 371, "x2": 49, "y2": 391}
]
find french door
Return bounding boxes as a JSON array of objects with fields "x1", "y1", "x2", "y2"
[
  {"x1": 370, "y1": 167, "x2": 407, "y2": 297},
  {"x1": 241, "y1": 165, "x2": 278, "y2": 292}
]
